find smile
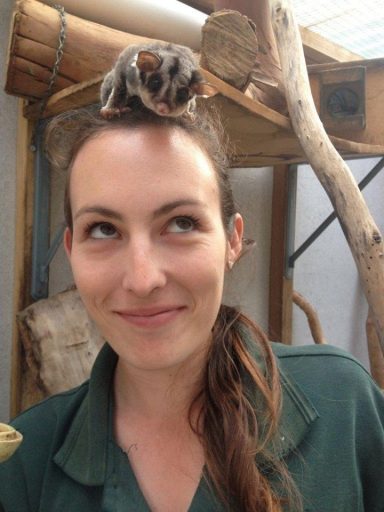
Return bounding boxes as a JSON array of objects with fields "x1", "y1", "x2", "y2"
[{"x1": 115, "y1": 306, "x2": 186, "y2": 328}]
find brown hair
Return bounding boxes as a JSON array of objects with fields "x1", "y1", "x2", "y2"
[
  {"x1": 45, "y1": 104, "x2": 235, "y2": 235},
  {"x1": 45, "y1": 105, "x2": 299, "y2": 511}
]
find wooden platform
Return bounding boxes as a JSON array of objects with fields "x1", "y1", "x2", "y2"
[{"x1": 22, "y1": 60, "x2": 384, "y2": 167}]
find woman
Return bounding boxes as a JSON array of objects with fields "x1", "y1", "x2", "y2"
[{"x1": 0, "y1": 106, "x2": 383, "y2": 512}]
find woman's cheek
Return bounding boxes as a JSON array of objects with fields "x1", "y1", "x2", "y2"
[{"x1": 71, "y1": 254, "x2": 114, "y2": 296}]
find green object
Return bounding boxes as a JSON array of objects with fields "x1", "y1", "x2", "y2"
[{"x1": 0, "y1": 341, "x2": 383, "y2": 511}]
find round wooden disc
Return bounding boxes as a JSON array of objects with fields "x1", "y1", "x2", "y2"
[{"x1": 200, "y1": 9, "x2": 258, "y2": 91}]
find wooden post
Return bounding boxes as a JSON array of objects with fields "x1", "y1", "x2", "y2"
[
  {"x1": 11, "y1": 101, "x2": 37, "y2": 417},
  {"x1": 268, "y1": 165, "x2": 294, "y2": 344},
  {"x1": 271, "y1": 0, "x2": 384, "y2": 353}
]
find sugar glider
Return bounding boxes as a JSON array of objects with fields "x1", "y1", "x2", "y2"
[{"x1": 100, "y1": 42, "x2": 217, "y2": 118}]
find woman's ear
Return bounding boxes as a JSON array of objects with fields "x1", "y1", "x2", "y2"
[
  {"x1": 63, "y1": 227, "x2": 73, "y2": 258},
  {"x1": 227, "y1": 213, "x2": 244, "y2": 267}
]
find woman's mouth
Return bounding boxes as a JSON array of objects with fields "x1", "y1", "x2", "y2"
[{"x1": 115, "y1": 306, "x2": 186, "y2": 328}]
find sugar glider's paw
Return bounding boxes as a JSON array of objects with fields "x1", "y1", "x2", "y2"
[
  {"x1": 120, "y1": 106, "x2": 132, "y2": 114},
  {"x1": 100, "y1": 106, "x2": 121, "y2": 119},
  {"x1": 182, "y1": 110, "x2": 196, "y2": 122}
]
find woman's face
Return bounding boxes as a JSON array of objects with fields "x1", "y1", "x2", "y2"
[{"x1": 64, "y1": 125, "x2": 243, "y2": 372}]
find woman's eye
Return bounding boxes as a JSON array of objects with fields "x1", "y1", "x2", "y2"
[
  {"x1": 167, "y1": 216, "x2": 198, "y2": 233},
  {"x1": 88, "y1": 222, "x2": 118, "y2": 239}
]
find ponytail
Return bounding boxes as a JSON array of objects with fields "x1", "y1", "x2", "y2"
[{"x1": 190, "y1": 305, "x2": 300, "y2": 511}]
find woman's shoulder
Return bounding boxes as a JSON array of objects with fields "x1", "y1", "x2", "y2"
[
  {"x1": 270, "y1": 343, "x2": 384, "y2": 511},
  {"x1": 271, "y1": 341, "x2": 383, "y2": 405},
  {"x1": 271, "y1": 341, "x2": 370, "y2": 375},
  {"x1": 271, "y1": 340, "x2": 364, "y2": 362},
  {"x1": 0, "y1": 382, "x2": 90, "y2": 511},
  {"x1": 11, "y1": 380, "x2": 89, "y2": 430}
]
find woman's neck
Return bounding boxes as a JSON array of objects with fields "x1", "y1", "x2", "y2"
[{"x1": 113, "y1": 352, "x2": 206, "y2": 423}]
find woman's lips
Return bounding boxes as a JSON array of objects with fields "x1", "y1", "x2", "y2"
[{"x1": 115, "y1": 306, "x2": 186, "y2": 328}]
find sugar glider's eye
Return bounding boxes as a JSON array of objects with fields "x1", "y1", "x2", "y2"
[
  {"x1": 147, "y1": 73, "x2": 163, "y2": 93},
  {"x1": 176, "y1": 87, "x2": 190, "y2": 104}
]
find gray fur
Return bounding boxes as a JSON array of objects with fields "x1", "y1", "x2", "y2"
[{"x1": 100, "y1": 42, "x2": 215, "y2": 118}]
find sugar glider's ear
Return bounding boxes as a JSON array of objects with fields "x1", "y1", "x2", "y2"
[
  {"x1": 136, "y1": 51, "x2": 162, "y2": 72},
  {"x1": 191, "y1": 81, "x2": 218, "y2": 98}
]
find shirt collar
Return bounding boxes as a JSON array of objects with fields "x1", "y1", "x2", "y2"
[
  {"x1": 53, "y1": 343, "x2": 117, "y2": 485},
  {"x1": 53, "y1": 341, "x2": 318, "y2": 485}
]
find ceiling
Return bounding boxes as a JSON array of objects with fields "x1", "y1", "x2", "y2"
[
  {"x1": 181, "y1": 0, "x2": 384, "y2": 59},
  {"x1": 290, "y1": 0, "x2": 383, "y2": 59}
]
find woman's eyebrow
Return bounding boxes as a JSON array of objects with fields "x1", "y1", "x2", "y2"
[
  {"x1": 73, "y1": 206, "x2": 123, "y2": 221},
  {"x1": 152, "y1": 199, "x2": 204, "y2": 218},
  {"x1": 73, "y1": 200, "x2": 204, "y2": 221}
]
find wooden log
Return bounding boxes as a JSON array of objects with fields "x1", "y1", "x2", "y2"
[
  {"x1": 10, "y1": 68, "x2": 70, "y2": 101},
  {"x1": 13, "y1": 35, "x2": 101, "y2": 83},
  {"x1": 13, "y1": 56, "x2": 75, "y2": 89},
  {"x1": 200, "y1": 10, "x2": 259, "y2": 90},
  {"x1": 6, "y1": 0, "x2": 154, "y2": 100},
  {"x1": 366, "y1": 309, "x2": 384, "y2": 389},
  {"x1": 213, "y1": 0, "x2": 286, "y2": 113},
  {"x1": 271, "y1": 0, "x2": 384, "y2": 353},
  {"x1": 17, "y1": 289, "x2": 104, "y2": 397},
  {"x1": 292, "y1": 291, "x2": 327, "y2": 345}
]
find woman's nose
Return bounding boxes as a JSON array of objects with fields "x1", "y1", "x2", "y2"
[{"x1": 121, "y1": 240, "x2": 167, "y2": 297}]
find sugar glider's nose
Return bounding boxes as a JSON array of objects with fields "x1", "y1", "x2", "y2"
[{"x1": 156, "y1": 102, "x2": 170, "y2": 115}]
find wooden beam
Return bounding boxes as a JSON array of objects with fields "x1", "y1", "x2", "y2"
[
  {"x1": 11, "y1": 101, "x2": 36, "y2": 417},
  {"x1": 23, "y1": 68, "x2": 291, "y2": 127},
  {"x1": 23, "y1": 73, "x2": 104, "y2": 119},
  {"x1": 299, "y1": 26, "x2": 362, "y2": 64},
  {"x1": 22, "y1": 68, "x2": 384, "y2": 169},
  {"x1": 268, "y1": 165, "x2": 293, "y2": 344}
]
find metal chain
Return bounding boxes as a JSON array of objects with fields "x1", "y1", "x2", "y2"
[
  {"x1": 30, "y1": 5, "x2": 67, "y2": 151},
  {"x1": 46, "y1": 5, "x2": 67, "y2": 101}
]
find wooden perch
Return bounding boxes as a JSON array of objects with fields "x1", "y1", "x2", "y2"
[
  {"x1": 271, "y1": 0, "x2": 384, "y2": 353},
  {"x1": 293, "y1": 291, "x2": 327, "y2": 344}
]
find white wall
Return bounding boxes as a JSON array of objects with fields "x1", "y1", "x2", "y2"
[
  {"x1": 292, "y1": 157, "x2": 384, "y2": 369},
  {"x1": 225, "y1": 167, "x2": 272, "y2": 331},
  {"x1": 0, "y1": 0, "x2": 18, "y2": 422}
]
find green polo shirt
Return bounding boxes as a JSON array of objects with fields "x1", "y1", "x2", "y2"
[{"x1": 0, "y1": 341, "x2": 383, "y2": 511}]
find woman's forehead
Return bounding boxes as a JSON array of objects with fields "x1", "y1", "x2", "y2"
[
  {"x1": 69, "y1": 125, "x2": 220, "y2": 211},
  {"x1": 79, "y1": 124, "x2": 203, "y2": 154}
]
